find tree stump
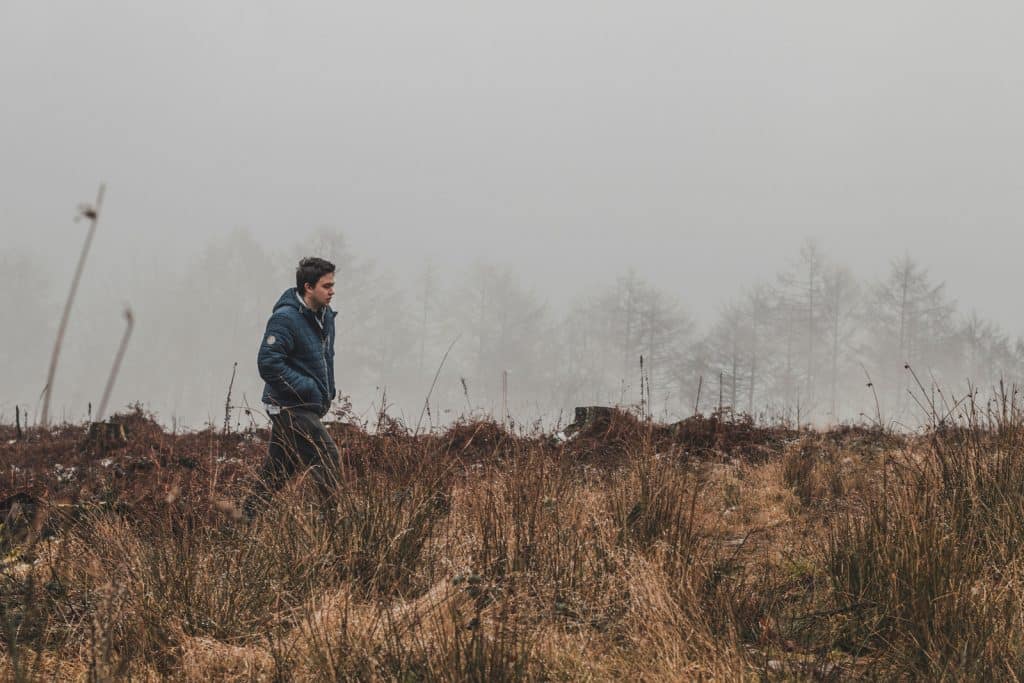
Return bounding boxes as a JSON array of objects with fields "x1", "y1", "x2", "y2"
[
  {"x1": 566, "y1": 406, "x2": 616, "y2": 435},
  {"x1": 81, "y1": 420, "x2": 128, "y2": 455}
]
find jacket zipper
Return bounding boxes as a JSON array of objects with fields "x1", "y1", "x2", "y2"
[
  {"x1": 307, "y1": 308, "x2": 330, "y2": 407},
  {"x1": 320, "y1": 319, "x2": 329, "y2": 405},
  {"x1": 321, "y1": 334, "x2": 328, "y2": 401}
]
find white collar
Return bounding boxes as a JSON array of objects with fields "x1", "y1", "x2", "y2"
[{"x1": 296, "y1": 291, "x2": 326, "y2": 327}]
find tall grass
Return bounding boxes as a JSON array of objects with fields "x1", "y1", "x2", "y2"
[
  {"x1": 824, "y1": 394, "x2": 1024, "y2": 678},
  {"x1": 8, "y1": 405, "x2": 1024, "y2": 678}
]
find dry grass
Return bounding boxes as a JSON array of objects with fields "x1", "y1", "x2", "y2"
[{"x1": 4, "y1": 407, "x2": 1024, "y2": 679}]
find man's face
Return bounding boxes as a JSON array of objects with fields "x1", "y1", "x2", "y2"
[{"x1": 305, "y1": 273, "x2": 335, "y2": 309}]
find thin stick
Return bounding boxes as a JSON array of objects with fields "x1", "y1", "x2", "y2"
[
  {"x1": 694, "y1": 375, "x2": 703, "y2": 416},
  {"x1": 223, "y1": 362, "x2": 238, "y2": 434},
  {"x1": 643, "y1": 358, "x2": 651, "y2": 421},
  {"x1": 415, "y1": 335, "x2": 460, "y2": 436},
  {"x1": 15, "y1": 406, "x2": 22, "y2": 441},
  {"x1": 719, "y1": 371, "x2": 724, "y2": 416},
  {"x1": 646, "y1": 358, "x2": 652, "y2": 421},
  {"x1": 639, "y1": 355, "x2": 645, "y2": 420},
  {"x1": 860, "y1": 363, "x2": 883, "y2": 430},
  {"x1": 501, "y1": 369, "x2": 509, "y2": 427},
  {"x1": 241, "y1": 393, "x2": 258, "y2": 431},
  {"x1": 41, "y1": 183, "x2": 106, "y2": 426},
  {"x1": 96, "y1": 307, "x2": 134, "y2": 422}
]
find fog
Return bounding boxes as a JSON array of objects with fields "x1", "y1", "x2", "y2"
[{"x1": 3, "y1": 2, "x2": 1024, "y2": 429}]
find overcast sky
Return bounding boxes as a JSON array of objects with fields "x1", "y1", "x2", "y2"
[{"x1": 3, "y1": 1, "x2": 1024, "y2": 333}]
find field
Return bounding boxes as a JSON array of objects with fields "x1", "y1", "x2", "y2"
[{"x1": 1, "y1": 406, "x2": 1023, "y2": 680}]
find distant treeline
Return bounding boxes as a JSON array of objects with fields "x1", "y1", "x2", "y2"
[{"x1": 2, "y1": 231, "x2": 1017, "y2": 428}]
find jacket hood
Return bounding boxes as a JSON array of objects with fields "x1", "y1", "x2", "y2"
[
  {"x1": 273, "y1": 288, "x2": 302, "y2": 313},
  {"x1": 273, "y1": 288, "x2": 335, "y2": 318}
]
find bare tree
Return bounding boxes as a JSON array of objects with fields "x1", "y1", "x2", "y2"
[
  {"x1": 415, "y1": 260, "x2": 441, "y2": 379},
  {"x1": 445, "y1": 262, "x2": 551, "y2": 413},
  {"x1": 865, "y1": 255, "x2": 956, "y2": 415},
  {"x1": 958, "y1": 311, "x2": 1017, "y2": 388},
  {"x1": 745, "y1": 286, "x2": 771, "y2": 417},
  {"x1": 821, "y1": 265, "x2": 861, "y2": 421},
  {"x1": 774, "y1": 239, "x2": 827, "y2": 418}
]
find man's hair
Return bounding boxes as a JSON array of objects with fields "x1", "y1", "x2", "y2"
[{"x1": 296, "y1": 257, "x2": 336, "y2": 294}]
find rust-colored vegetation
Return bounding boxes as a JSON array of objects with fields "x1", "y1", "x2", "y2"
[{"x1": 3, "y1": 405, "x2": 1024, "y2": 680}]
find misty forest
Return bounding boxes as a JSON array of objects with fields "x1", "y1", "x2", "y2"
[{"x1": 2, "y1": 227, "x2": 1018, "y2": 431}]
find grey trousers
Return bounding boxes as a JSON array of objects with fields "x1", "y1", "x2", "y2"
[{"x1": 251, "y1": 408, "x2": 340, "y2": 506}]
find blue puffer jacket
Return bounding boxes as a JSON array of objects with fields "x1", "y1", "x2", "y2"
[{"x1": 258, "y1": 288, "x2": 336, "y2": 417}]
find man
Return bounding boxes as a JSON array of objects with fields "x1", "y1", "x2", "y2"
[{"x1": 249, "y1": 257, "x2": 339, "y2": 511}]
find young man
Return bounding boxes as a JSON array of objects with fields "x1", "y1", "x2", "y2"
[{"x1": 249, "y1": 257, "x2": 339, "y2": 511}]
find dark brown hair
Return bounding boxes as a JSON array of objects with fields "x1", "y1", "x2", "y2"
[{"x1": 296, "y1": 257, "x2": 335, "y2": 294}]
